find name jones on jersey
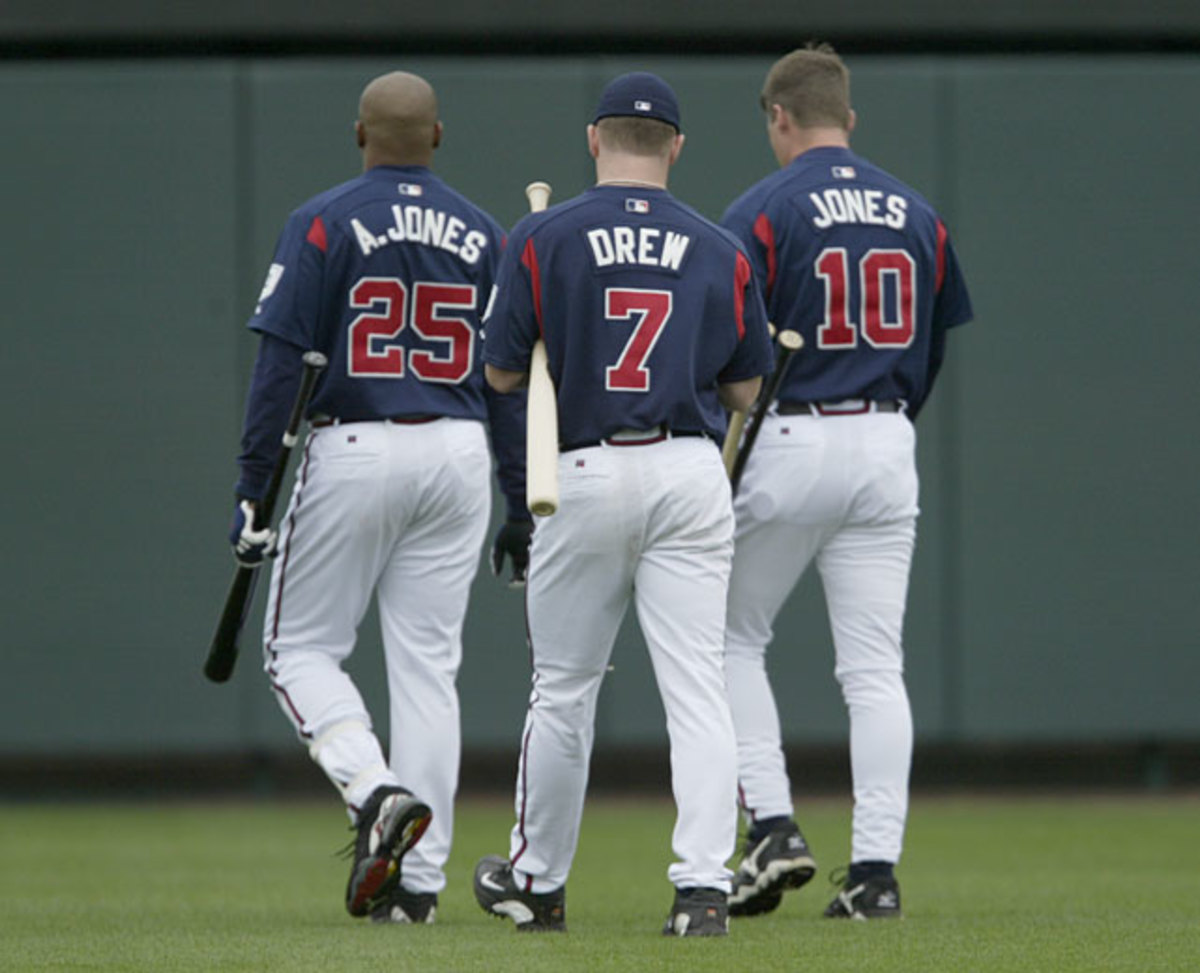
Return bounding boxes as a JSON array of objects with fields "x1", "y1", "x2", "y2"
[
  {"x1": 809, "y1": 188, "x2": 908, "y2": 231},
  {"x1": 351, "y1": 204, "x2": 490, "y2": 264}
]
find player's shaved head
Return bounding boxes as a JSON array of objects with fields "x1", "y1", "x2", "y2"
[
  {"x1": 761, "y1": 43, "x2": 852, "y2": 130},
  {"x1": 356, "y1": 71, "x2": 441, "y2": 167}
]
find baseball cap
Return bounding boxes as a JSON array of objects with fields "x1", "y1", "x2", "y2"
[{"x1": 592, "y1": 72, "x2": 681, "y2": 131}]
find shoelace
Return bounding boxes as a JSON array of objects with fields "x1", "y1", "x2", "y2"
[{"x1": 827, "y1": 865, "x2": 850, "y2": 890}]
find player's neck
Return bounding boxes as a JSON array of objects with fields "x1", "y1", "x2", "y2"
[
  {"x1": 780, "y1": 128, "x2": 850, "y2": 166},
  {"x1": 594, "y1": 157, "x2": 669, "y2": 190}
]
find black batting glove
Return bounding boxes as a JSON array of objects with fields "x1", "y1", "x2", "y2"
[{"x1": 490, "y1": 517, "x2": 533, "y2": 588}]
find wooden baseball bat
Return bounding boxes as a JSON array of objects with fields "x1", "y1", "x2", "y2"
[
  {"x1": 722, "y1": 323, "x2": 777, "y2": 476},
  {"x1": 729, "y1": 329, "x2": 804, "y2": 496},
  {"x1": 204, "y1": 350, "x2": 328, "y2": 683},
  {"x1": 523, "y1": 180, "x2": 559, "y2": 517}
]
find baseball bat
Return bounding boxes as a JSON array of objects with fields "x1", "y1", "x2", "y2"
[
  {"x1": 729, "y1": 329, "x2": 804, "y2": 496},
  {"x1": 722, "y1": 323, "x2": 777, "y2": 477},
  {"x1": 204, "y1": 350, "x2": 328, "y2": 683},
  {"x1": 523, "y1": 180, "x2": 559, "y2": 517}
]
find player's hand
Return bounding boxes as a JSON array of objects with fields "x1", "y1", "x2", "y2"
[
  {"x1": 229, "y1": 499, "x2": 278, "y2": 567},
  {"x1": 490, "y1": 517, "x2": 533, "y2": 588}
]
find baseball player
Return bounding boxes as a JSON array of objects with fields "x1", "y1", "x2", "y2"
[
  {"x1": 719, "y1": 44, "x2": 974, "y2": 919},
  {"x1": 471, "y1": 72, "x2": 774, "y2": 937},
  {"x1": 229, "y1": 70, "x2": 526, "y2": 922}
]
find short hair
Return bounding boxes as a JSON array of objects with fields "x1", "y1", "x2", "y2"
[
  {"x1": 760, "y1": 42, "x2": 852, "y2": 130},
  {"x1": 595, "y1": 116, "x2": 676, "y2": 157}
]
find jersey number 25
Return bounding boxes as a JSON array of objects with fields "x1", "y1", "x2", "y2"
[{"x1": 347, "y1": 277, "x2": 476, "y2": 383}]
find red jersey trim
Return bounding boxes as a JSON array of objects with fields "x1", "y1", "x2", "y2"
[
  {"x1": 935, "y1": 219, "x2": 948, "y2": 293},
  {"x1": 521, "y1": 237, "x2": 544, "y2": 337},
  {"x1": 753, "y1": 212, "x2": 777, "y2": 299},
  {"x1": 733, "y1": 251, "x2": 751, "y2": 341},
  {"x1": 306, "y1": 215, "x2": 328, "y2": 252}
]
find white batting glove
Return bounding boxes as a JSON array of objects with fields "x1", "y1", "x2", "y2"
[{"x1": 230, "y1": 499, "x2": 278, "y2": 567}]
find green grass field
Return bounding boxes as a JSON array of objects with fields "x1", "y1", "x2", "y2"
[{"x1": 3, "y1": 793, "x2": 1197, "y2": 971}]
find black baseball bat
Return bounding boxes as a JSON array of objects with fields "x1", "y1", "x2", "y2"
[
  {"x1": 204, "y1": 350, "x2": 328, "y2": 683},
  {"x1": 729, "y1": 330, "x2": 804, "y2": 497}
]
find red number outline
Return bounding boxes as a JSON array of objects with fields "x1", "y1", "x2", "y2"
[
  {"x1": 814, "y1": 247, "x2": 916, "y2": 350},
  {"x1": 347, "y1": 276, "x2": 477, "y2": 383}
]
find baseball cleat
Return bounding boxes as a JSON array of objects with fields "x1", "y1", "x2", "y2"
[
  {"x1": 344, "y1": 786, "x2": 432, "y2": 918},
  {"x1": 370, "y1": 886, "x2": 438, "y2": 924},
  {"x1": 728, "y1": 820, "x2": 817, "y2": 916},
  {"x1": 662, "y1": 886, "x2": 730, "y2": 937},
  {"x1": 473, "y1": 855, "x2": 566, "y2": 932},
  {"x1": 823, "y1": 870, "x2": 902, "y2": 920}
]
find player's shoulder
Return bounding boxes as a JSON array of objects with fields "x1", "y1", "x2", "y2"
[
  {"x1": 661, "y1": 195, "x2": 751, "y2": 257},
  {"x1": 418, "y1": 171, "x2": 506, "y2": 237},
  {"x1": 288, "y1": 175, "x2": 367, "y2": 224}
]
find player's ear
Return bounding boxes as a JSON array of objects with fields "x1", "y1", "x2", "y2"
[
  {"x1": 846, "y1": 108, "x2": 857, "y2": 135},
  {"x1": 432, "y1": 120, "x2": 443, "y2": 150},
  {"x1": 354, "y1": 120, "x2": 366, "y2": 149},
  {"x1": 668, "y1": 132, "x2": 685, "y2": 166},
  {"x1": 586, "y1": 123, "x2": 600, "y2": 159}
]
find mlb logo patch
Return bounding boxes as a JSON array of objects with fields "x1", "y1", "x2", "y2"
[
  {"x1": 575, "y1": 458, "x2": 586, "y2": 468},
  {"x1": 625, "y1": 198, "x2": 650, "y2": 214},
  {"x1": 635, "y1": 100, "x2": 652, "y2": 112},
  {"x1": 397, "y1": 183, "x2": 424, "y2": 196},
  {"x1": 831, "y1": 166, "x2": 856, "y2": 179}
]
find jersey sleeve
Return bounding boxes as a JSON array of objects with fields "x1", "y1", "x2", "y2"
[
  {"x1": 721, "y1": 193, "x2": 775, "y2": 303},
  {"x1": 718, "y1": 250, "x2": 775, "y2": 384},
  {"x1": 484, "y1": 383, "x2": 529, "y2": 521},
  {"x1": 934, "y1": 222, "x2": 974, "y2": 331},
  {"x1": 481, "y1": 220, "x2": 542, "y2": 373},
  {"x1": 234, "y1": 331, "x2": 308, "y2": 499},
  {"x1": 247, "y1": 209, "x2": 327, "y2": 349}
]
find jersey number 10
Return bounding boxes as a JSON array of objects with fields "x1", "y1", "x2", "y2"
[{"x1": 815, "y1": 248, "x2": 916, "y2": 349}]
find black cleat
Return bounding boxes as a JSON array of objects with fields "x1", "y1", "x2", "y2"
[
  {"x1": 823, "y1": 871, "x2": 902, "y2": 920},
  {"x1": 370, "y1": 886, "x2": 438, "y2": 924},
  {"x1": 344, "y1": 786, "x2": 432, "y2": 918},
  {"x1": 473, "y1": 855, "x2": 566, "y2": 932},
  {"x1": 663, "y1": 886, "x2": 730, "y2": 937},
  {"x1": 728, "y1": 820, "x2": 817, "y2": 917}
]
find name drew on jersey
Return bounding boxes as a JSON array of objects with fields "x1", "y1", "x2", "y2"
[
  {"x1": 351, "y1": 204, "x2": 490, "y2": 264},
  {"x1": 586, "y1": 226, "x2": 690, "y2": 272},
  {"x1": 809, "y1": 188, "x2": 908, "y2": 231}
]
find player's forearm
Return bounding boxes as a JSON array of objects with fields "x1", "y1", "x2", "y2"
[{"x1": 235, "y1": 333, "x2": 306, "y2": 499}]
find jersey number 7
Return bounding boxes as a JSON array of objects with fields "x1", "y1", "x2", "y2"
[{"x1": 604, "y1": 287, "x2": 672, "y2": 392}]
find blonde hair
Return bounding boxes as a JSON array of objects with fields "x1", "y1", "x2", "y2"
[
  {"x1": 595, "y1": 116, "x2": 676, "y2": 157},
  {"x1": 760, "y1": 43, "x2": 852, "y2": 130}
]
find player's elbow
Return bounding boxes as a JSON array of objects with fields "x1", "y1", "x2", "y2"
[
  {"x1": 719, "y1": 376, "x2": 762, "y2": 414},
  {"x1": 486, "y1": 364, "x2": 528, "y2": 394}
]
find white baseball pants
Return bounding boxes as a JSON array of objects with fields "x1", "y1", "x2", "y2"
[
  {"x1": 261, "y1": 417, "x2": 491, "y2": 893},
  {"x1": 508, "y1": 436, "x2": 739, "y2": 893},
  {"x1": 725, "y1": 408, "x2": 918, "y2": 865}
]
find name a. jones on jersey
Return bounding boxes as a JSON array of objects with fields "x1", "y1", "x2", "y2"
[
  {"x1": 809, "y1": 188, "x2": 908, "y2": 230},
  {"x1": 586, "y1": 226, "x2": 691, "y2": 270},
  {"x1": 351, "y1": 205, "x2": 490, "y2": 263}
]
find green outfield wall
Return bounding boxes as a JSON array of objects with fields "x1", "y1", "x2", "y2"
[{"x1": 1, "y1": 54, "x2": 1196, "y2": 761}]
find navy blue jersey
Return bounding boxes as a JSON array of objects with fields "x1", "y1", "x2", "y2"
[
  {"x1": 236, "y1": 164, "x2": 527, "y2": 512},
  {"x1": 722, "y1": 146, "x2": 972, "y2": 418},
  {"x1": 250, "y1": 164, "x2": 505, "y2": 421},
  {"x1": 483, "y1": 186, "x2": 773, "y2": 447}
]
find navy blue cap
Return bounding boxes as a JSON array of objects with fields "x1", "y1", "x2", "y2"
[{"x1": 592, "y1": 72, "x2": 681, "y2": 131}]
